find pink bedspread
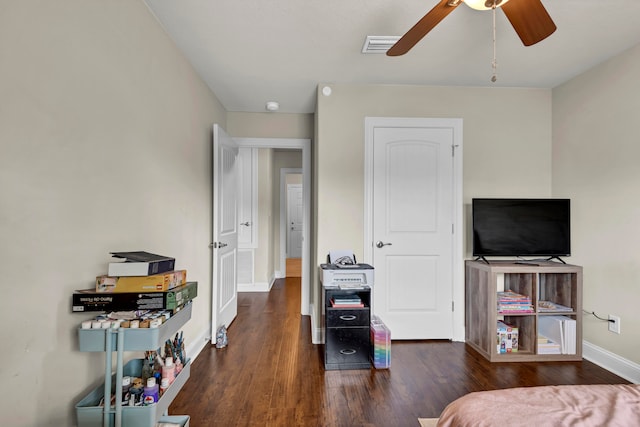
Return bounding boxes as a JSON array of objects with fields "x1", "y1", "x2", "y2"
[{"x1": 437, "y1": 384, "x2": 640, "y2": 427}]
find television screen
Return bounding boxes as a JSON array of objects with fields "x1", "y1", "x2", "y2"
[{"x1": 472, "y1": 198, "x2": 571, "y2": 258}]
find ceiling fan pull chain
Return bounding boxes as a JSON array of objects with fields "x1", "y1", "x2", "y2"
[{"x1": 491, "y1": 0, "x2": 497, "y2": 82}]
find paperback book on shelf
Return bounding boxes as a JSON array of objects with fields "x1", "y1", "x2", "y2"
[
  {"x1": 537, "y1": 300, "x2": 573, "y2": 312},
  {"x1": 331, "y1": 295, "x2": 364, "y2": 308},
  {"x1": 537, "y1": 335, "x2": 561, "y2": 354},
  {"x1": 538, "y1": 315, "x2": 576, "y2": 354},
  {"x1": 497, "y1": 290, "x2": 534, "y2": 313}
]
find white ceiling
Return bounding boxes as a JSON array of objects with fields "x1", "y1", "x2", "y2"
[{"x1": 144, "y1": 0, "x2": 640, "y2": 114}]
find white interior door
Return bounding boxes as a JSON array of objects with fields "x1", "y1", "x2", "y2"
[
  {"x1": 237, "y1": 147, "x2": 257, "y2": 248},
  {"x1": 287, "y1": 184, "x2": 303, "y2": 258},
  {"x1": 212, "y1": 124, "x2": 239, "y2": 339},
  {"x1": 371, "y1": 124, "x2": 457, "y2": 339}
]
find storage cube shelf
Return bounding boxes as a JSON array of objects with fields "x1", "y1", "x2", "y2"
[{"x1": 465, "y1": 261, "x2": 582, "y2": 362}]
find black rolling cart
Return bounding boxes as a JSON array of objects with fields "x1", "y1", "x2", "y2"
[{"x1": 320, "y1": 263, "x2": 374, "y2": 370}]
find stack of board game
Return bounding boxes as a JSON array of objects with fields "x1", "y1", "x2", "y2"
[
  {"x1": 72, "y1": 251, "x2": 196, "y2": 312},
  {"x1": 497, "y1": 320, "x2": 519, "y2": 353}
]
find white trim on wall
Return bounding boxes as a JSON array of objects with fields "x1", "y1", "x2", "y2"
[
  {"x1": 583, "y1": 340, "x2": 640, "y2": 384},
  {"x1": 363, "y1": 117, "x2": 465, "y2": 342},
  {"x1": 235, "y1": 138, "x2": 311, "y2": 316}
]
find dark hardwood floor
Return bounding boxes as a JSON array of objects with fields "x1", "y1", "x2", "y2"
[{"x1": 169, "y1": 278, "x2": 628, "y2": 426}]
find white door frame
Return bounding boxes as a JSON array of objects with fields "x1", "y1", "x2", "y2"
[
  {"x1": 363, "y1": 117, "x2": 465, "y2": 342},
  {"x1": 236, "y1": 138, "x2": 311, "y2": 317}
]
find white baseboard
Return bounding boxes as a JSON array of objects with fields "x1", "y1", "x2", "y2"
[
  {"x1": 310, "y1": 303, "x2": 323, "y2": 344},
  {"x1": 185, "y1": 327, "x2": 210, "y2": 363},
  {"x1": 238, "y1": 281, "x2": 272, "y2": 292},
  {"x1": 583, "y1": 340, "x2": 640, "y2": 384}
]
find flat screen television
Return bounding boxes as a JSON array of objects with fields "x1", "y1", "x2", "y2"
[{"x1": 472, "y1": 198, "x2": 571, "y2": 259}]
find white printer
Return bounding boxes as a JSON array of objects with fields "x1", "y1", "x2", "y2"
[{"x1": 320, "y1": 263, "x2": 374, "y2": 288}]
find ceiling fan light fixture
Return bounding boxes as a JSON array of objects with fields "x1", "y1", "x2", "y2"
[{"x1": 464, "y1": 0, "x2": 510, "y2": 11}]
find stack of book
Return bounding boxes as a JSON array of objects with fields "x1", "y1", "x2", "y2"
[
  {"x1": 496, "y1": 320, "x2": 519, "y2": 353},
  {"x1": 331, "y1": 294, "x2": 364, "y2": 308},
  {"x1": 97, "y1": 251, "x2": 186, "y2": 295},
  {"x1": 72, "y1": 251, "x2": 197, "y2": 312},
  {"x1": 538, "y1": 315, "x2": 577, "y2": 355},
  {"x1": 537, "y1": 300, "x2": 573, "y2": 312},
  {"x1": 497, "y1": 290, "x2": 534, "y2": 313}
]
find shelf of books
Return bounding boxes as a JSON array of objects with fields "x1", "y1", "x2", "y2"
[{"x1": 465, "y1": 260, "x2": 582, "y2": 362}]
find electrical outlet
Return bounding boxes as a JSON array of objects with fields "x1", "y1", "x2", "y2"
[{"x1": 608, "y1": 315, "x2": 621, "y2": 334}]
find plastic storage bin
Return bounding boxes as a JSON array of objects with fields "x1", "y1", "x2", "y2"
[
  {"x1": 370, "y1": 315, "x2": 391, "y2": 369},
  {"x1": 158, "y1": 415, "x2": 190, "y2": 426},
  {"x1": 78, "y1": 304, "x2": 192, "y2": 352},
  {"x1": 75, "y1": 358, "x2": 190, "y2": 427}
]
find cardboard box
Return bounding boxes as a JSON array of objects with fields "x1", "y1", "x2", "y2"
[
  {"x1": 497, "y1": 320, "x2": 519, "y2": 353},
  {"x1": 72, "y1": 281, "x2": 197, "y2": 312},
  {"x1": 96, "y1": 270, "x2": 186, "y2": 293}
]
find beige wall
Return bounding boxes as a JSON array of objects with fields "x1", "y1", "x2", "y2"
[
  {"x1": 287, "y1": 173, "x2": 303, "y2": 186},
  {"x1": 552, "y1": 43, "x2": 640, "y2": 365},
  {"x1": 227, "y1": 112, "x2": 314, "y2": 139},
  {"x1": 314, "y1": 84, "x2": 552, "y2": 323},
  {"x1": 316, "y1": 84, "x2": 552, "y2": 259},
  {"x1": 254, "y1": 148, "x2": 274, "y2": 283},
  {"x1": 0, "y1": 1, "x2": 225, "y2": 425}
]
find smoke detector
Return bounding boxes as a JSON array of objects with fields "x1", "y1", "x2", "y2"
[{"x1": 265, "y1": 101, "x2": 279, "y2": 112}]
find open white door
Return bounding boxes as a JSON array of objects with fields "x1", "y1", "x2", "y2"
[{"x1": 211, "y1": 124, "x2": 239, "y2": 341}]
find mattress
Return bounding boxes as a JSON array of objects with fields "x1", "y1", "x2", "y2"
[{"x1": 437, "y1": 384, "x2": 640, "y2": 427}]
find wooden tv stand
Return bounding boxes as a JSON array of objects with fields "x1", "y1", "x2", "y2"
[{"x1": 465, "y1": 260, "x2": 582, "y2": 362}]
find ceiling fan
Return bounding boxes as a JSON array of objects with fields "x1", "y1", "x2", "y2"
[{"x1": 386, "y1": 0, "x2": 556, "y2": 56}]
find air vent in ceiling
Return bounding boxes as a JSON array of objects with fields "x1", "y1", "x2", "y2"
[{"x1": 361, "y1": 36, "x2": 401, "y2": 54}]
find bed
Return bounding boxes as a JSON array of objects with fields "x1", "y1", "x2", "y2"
[{"x1": 437, "y1": 384, "x2": 640, "y2": 426}]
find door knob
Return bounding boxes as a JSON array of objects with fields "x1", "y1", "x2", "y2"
[
  {"x1": 214, "y1": 242, "x2": 228, "y2": 248},
  {"x1": 240, "y1": 221, "x2": 251, "y2": 226},
  {"x1": 376, "y1": 241, "x2": 392, "y2": 248}
]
